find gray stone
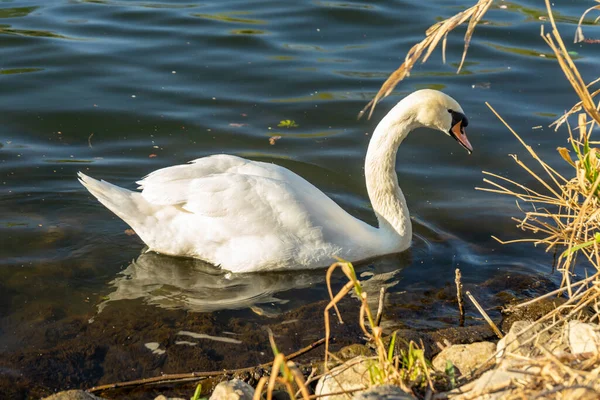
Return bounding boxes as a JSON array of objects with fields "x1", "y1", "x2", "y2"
[
  {"x1": 43, "y1": 391, "x2": 106, "y2": 400},
  {"x1": 432, "y1": 341, "x2": 496, "y2": 376},
  {"x1": 568, "y1": 321, "x2": 599, "y2": 354},
  {"x1": 352, "y1": 385, "x2": 416, "y2": 400},
  {"x1": 209, "y1": 379, "x2": 255, "y2": 400},
  {"x1": 315, "y1": 356, "x2": 370, "y2": 400}
]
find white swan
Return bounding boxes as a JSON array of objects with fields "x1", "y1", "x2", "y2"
[{"x1": 78, "y1": 89, "x2": 472, "y2": 273}]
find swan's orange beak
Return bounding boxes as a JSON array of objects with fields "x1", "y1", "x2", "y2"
[{"x1": 450, "y1": 121, "x2": 473, "y2": 154}]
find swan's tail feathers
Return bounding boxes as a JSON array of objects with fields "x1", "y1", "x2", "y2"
[{"x1": 78, "y1": 172, "x2": 147, "y2": 228}]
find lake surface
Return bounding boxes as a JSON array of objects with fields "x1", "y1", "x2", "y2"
[{"x1": 1, "y1": 0, "x2": 599, "y2": 398}]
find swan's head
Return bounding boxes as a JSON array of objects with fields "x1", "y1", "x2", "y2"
[{"x1": 406, "y1": 89, "x2": 473, "y2": 154}]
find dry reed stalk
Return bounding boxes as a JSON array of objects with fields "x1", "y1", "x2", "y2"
[
  {"x1": 474, "y1": 2, "x2": 600, "y2": 384},
  {"x1": 455, "y1": 269, "x2": 465, "y2": 327},
  {"x1": 465, "y1": 291, "x2": 503, "y2": 338},
  {"x1": 574, "y1": 0, "x2": 600, "y2": 43},
  {"x1": 375, "y1": 287, "x2": 386, "y2": 327},
  {"x1": 323, "y1": 260, "x2": 426, "y2": 394},
  {"x1": 477, "y1": 102, "x2": 600, "y2": 285},
  {"x1": 546, "y1": 0, "x2": 600, "y2": 131},
  {"x1": 251, "y1": 330, "x2": 312, "y2": 400},
  {"x1": 359, "y1": 0, "x2": 493, "y2": 120}
]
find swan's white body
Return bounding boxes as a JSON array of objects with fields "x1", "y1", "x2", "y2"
[{"x1": 79, "y1": 90, "x2": 471, "y2": 273}]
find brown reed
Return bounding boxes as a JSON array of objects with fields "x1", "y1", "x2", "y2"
[{"x1": 359, "y1": 0, "x2": 493, "y2": 120}]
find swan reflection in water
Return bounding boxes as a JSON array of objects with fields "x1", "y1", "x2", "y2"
[{"x1": 97, "y1": 251, "x2": 408, "y2": 315}]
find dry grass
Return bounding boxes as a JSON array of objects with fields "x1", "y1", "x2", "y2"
[
  {"x1": 252, "y1": 330, "x2": 311, "y2": 400},
  {"x1": 359, "y1": 0, "x2": 493, "y2": 120},
  {"x1": 477, "y1": 0, "x2": 600, "y2": 297},
  {"x1": 466, "y1": 3, "x2": 600, "y2": 396},
  {"x1": 323, "y1": 260, "x2": 432, "y2": 395},
  {"x1": 439, "y1": 349, "x2": 600, "y2": 399},
  {"x1": 499, "y1": 352, "x2": 600, "y2": 400}
]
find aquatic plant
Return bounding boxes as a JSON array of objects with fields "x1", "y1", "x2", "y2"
[{"x1": 277, "y1": 119, "x2": 299, "y2": 128}]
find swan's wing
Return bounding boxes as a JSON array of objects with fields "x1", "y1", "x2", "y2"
[
  {"x1": 138, "y1": 154, "x2": 339, "y2": 217},
  {"x1": 141, "y1": 169, "x2": 340, "y2": 270},
  {"x1": 137, "y1": 154, "x2": 297, "y2": 190},
  {"x1": 134, "y1": 154, "x2": 375, "y2": 271},
  {"x1": 141, "y1": 172, "x2": 307, "y2": 223}
]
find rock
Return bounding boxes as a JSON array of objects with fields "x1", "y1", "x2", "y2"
[
  {"x1": 154, "y1": 396, "x2": 186, "y2": 400},
  {"x1": 315, "y1": 356, "x2": 370, "y2": 400},
  {"x1": 496, "y1": 320, "x2": 564, "y2": 361},
  {"x1": 352, "y1": 385, "x2": 416, "y2": 400},
  {"x1": 43, "y1": 391, "x2": 106, "y2": 400},
  {"x1": 496, "y1": 320, "x2": 531, "y2": 359},
  {"x1": 210, "y1": 379, "x2": 255, "y2": 400},
  {"x1": 568, "y1": 321, "x2": 599, "y2": 354},
  {"x1": 432, "y1": 341, "x2": 496, "y2": 376}
]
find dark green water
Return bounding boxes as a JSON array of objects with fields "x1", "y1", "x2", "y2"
[{"x1": 1, "y1": 0, "x2": 599, "y2": 397}]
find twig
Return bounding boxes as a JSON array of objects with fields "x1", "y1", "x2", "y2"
[
  {"x1": 88, "y1": 337, "x2": 326, "y2": 394},
  {"x1": 537, "y1": 384, "x2": 600, "y2": 397},
  {"x1": 375, "y1": 287, "x2": 386, "y2": 327},
  {"x1": 465, "y1": 291, "x2": 503, "y2": 339},
  {"x1": 455, "y1": 269, "x2": 465, "y2": 327}
]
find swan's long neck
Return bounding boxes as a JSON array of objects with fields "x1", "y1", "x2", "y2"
[{"x1": 365, "y1": 103, "x2": 418, "y2": 241}]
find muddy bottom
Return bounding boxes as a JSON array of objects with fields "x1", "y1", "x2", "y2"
[{"x1": 0, "y1": 268, "x2": 558, "y2": 400}]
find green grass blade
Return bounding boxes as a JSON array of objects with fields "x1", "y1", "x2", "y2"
[
  {"x1": 191, "y1": 383, "x2": 202, "y2": 400},
  {"x1": 387, "y1": 331, "x2": 397, "y2": 362}
]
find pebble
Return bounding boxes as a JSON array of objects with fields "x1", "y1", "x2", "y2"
[
  {"x1": 209, "y1": 379, "x2": 254, "y2": 400},
  {"x1": 432, "y1": 341, "x2": 496, "y2": 376}
]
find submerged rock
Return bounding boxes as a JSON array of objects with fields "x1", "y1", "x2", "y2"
[
  {"x1": 389, "y1": 324, "x2": 496, "y2": 359},
  {"x1": 568, "y1": 321, "x2": 599, "y2": 354},
  {"x1": 500, "y1": 297, "x2": 566, "y2": 333},
  {"x1": 315, "y1": 356, "x2": 370, "y2": 400},
  {"x1": 42, "y1": 391, "x2": 106, "y2": 400},
  {"x1": 432, "y1": 341, "x2": 496, "y2": 376},
  {"x1": 209, "y1": 379, "x2": 255, "y2": 400},
  {"x1": 336, "y1": 343, "x2": 373, "y2": 361},
  {"x1": 352, "y1": 385, "x2": 415, "y2": 400}
]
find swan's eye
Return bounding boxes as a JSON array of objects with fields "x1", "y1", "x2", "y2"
[{"x1": 448, "y1": 109, "x2": 468, "y2": 127}]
